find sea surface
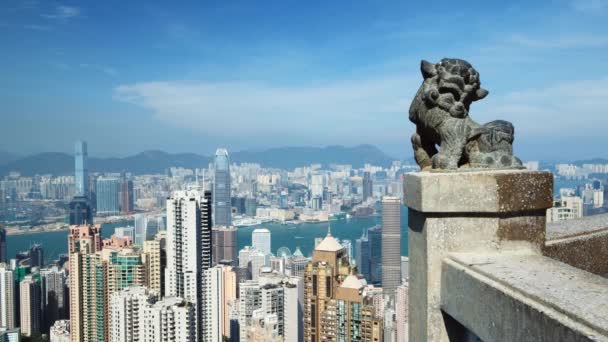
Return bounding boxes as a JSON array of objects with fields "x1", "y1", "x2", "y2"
[{"x1": 7, "y1": 207, "x2": 409, "y2": 264}]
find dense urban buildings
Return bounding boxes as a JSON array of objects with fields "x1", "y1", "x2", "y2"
[{"x1": 304, "y1": 229, "x2": 383, "y2": 342}]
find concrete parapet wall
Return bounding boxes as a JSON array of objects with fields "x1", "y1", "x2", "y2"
[
  {"x1": 544, "y1": 214, "x2": 608, "y2": 276},
  {"x1": 441, "y1": 253, "x2": 608, "y2": 341}
]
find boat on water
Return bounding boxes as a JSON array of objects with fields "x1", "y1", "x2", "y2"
[{"x1": 233, "y1": 217, "x2": 264, "y2": 227}]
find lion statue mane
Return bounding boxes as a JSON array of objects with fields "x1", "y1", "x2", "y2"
[{"x1": 409, "y1": 58, "x2": 522, "y2": 170}]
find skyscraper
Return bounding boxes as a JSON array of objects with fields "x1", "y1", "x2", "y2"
[
  {"x1": 20, "y1": 275, "x2": 42, "y2": 337},
  {"x1": 144, "y1": 297, "x2": 196, "y2": 342},
  {"x1": 368, "y1": 225, "x2": 383, "y2": 284},
  {"x1": 381, "y1": 197, "x2": 401, "y2": 299},
  {"x1": 201, "y1": 265, "x2": 237, "y2": 342},
  {"x1": 395, "y1": 283, "x2": 409, "y2": 342},
  {"x1": 0, "y1": 263, "x2": 16, "y2": 330},
  {"x1": 74, "y1": 141, "x2": 89, "y2": 197},
  {"x1": 212, "y1": 227, "x2": 238, "y2": 266},
  {"x1": 108, "y1": 287, "x2": 153, "y2": 342},
  {"x1": 134, "y1": 214, "x2": 147, "y2": 246},
  {"x1": 355, "y1": 230, "x2": 371, "y2": 281},
  {"x1": 29, "y1": 244, "x2": 43, "y2": 268},
  {"x1": 214, "y1": 148, "x2": 232, "y2": 227},
  {"x1": 68, "y1": 224, "x2": 103, "y2": 342},
  {"x1": 304, "y1": 230, "x2": 349, "y2": 342},
  {"x1": 68, "y1": 196, "x2": 93, "y2": 225},
  {"x1": 252, "y1": 228, "x2": 271, "y2": 256},
  {"x1": 96, "y1": 177, "x2": 121, "y2": 216},
  {"x1": 142, "y1": 232, "x2": 166, "y2": 297},
  {"x1": 40, "y1": 266, "x2": 68, "y2": 332},
  {"x1": 119, "y1": 179, "x2": 134, "y2": 215},
  {"x1": 362, "y1": 171, "x2": 373, "y2": 201},
  {"x1": 0, "y1": 228, "x2": 6, "y2": 263},
  {"x1": 165, "y1": 190, "x2": 212, "y2": 340},
  {"x1": 303, "y1": 229, "x2": 382, "y2": 342}
]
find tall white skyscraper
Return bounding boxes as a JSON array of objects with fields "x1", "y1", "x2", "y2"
[
  {"x1": 165, "y1": 190, "x2": 212, "y2": 340},
  {"x1": 381, "y1": 196, "x2": 401, "y2": 299},
  {"x1": 252, "y1": 228, "x2": 271, "y2": 255},
  {"x1": 0, "y1": 264, "x2": 16, "y2": 330},
  {"x1": 214, "y1": 148, "x2": 232, "y2": 227}
]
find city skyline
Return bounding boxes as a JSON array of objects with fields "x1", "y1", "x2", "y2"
[{"x1": 1, "y1": 1, "x2": 607, "y2": 160}]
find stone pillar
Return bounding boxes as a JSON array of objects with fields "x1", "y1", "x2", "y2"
[{"x1": 403, "y1": 170, "x2": 553, "y2": 341}]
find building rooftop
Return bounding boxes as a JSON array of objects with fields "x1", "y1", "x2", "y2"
[
  {"x1": 315, "y1": 234, "x2": 343, "y2": 252},
  {"x1": 341, "y1": 274, "x2": 367, "y2": 289}
]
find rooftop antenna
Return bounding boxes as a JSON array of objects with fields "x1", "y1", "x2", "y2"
[{"x1": 327, "y1": 219, "x2": 332, "y2": 237}]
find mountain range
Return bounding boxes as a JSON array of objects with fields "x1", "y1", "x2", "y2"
[{"x1": 0, "y1": 145, "x2": 399, "y2": 176}]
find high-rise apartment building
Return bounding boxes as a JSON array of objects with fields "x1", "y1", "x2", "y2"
[
  {"x1": 214, "y1": 148, "x2": 232, "y2": 227},
  {"x1": 381, "y1": 197, "x2": 401, "y2": 299},
  {"x1": 395, "y1": 283, "x2": 409, "y2": 342},
  {"x1": 109, "y1": 287, "x2": 153, "y2": 342},
  {"x1": 327, "y1": 275, "x2": 384, "y2": 342},
  {"x1": 304, "y1": 230, "x2": 382, "y2": 342},
  {"x1": 68, "y1": 224, "x2": 104, "y2": 342},
  {"x1": 70, "y1": 223, "x2": 146, "y2": 342},
  {"x1": 201, "y1": 265, "x2": 237, "y2": 342},
  {"x1": 96, "y1": 177, "x2": 121, "y2": 216},
  {"x1": 304, "y1": 230, "x2": 349, "y2": 341},
  {"x1": 20, "y1": 275, "x2": 42, "y2": 337},
  {"x1": 165, "y1": 190, "x2": 212, "y2": 340},
  {"x1": 74, "y1": 141, "x2": 89, "y2": 197},
  {"x1": 40, "y1": 266, "x2": 68, "y2": 331},
  {"x1": 0, "y1": 263, "x2": 16, "y2": 330},
  {"x1": 252, "y1": 228, "x2": 271, "y2": 255},
  {"x1": 143, "y1": 297, "x2": 196, "y2": 342},
  {"x1": 142, "y1": 232, "x2": 166, "y2": 297},
  {"x1": 212, "y1": 227, "x2": 238, "y2": 266}
]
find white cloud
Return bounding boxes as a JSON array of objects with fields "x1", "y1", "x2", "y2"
[
  {"x1": 476, "y1": 77, "x2": 608, "y2": 136},
  {"x1": 114, "y1": 77, "x2": 417, "y2": 144},
  {"x1": 41, "y1": 5, "x2": 80, "y2": 19}
]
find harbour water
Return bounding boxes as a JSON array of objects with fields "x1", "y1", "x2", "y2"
[{"x1": 7, "y1": 207, "x2": 409, "y2": 264}]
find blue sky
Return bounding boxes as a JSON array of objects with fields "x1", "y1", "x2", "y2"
[{"x1": 0, "y1": 0, "x2": 607, "y2": 160}]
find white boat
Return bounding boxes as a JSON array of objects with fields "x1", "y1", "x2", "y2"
[{"x1": 233, "y1": 217, "x2": 263, "y2": 227}]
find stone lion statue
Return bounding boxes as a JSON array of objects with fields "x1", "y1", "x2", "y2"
[{"x1": 409, "y1": 58, "x2": 523, "y2": 170}]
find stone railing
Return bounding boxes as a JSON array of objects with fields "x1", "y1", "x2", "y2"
[{"x1": 404, "y1": 170, "x2": 608, "y2": 341}]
